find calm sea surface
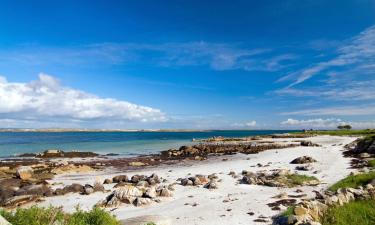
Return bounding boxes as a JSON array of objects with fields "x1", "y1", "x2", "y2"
[{"x1": 0, "y1": 130, "x2": 296, "y2": 157}]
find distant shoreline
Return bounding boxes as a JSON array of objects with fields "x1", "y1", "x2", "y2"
[{"x1": 0, "y1": 128, "x2": 285, "y2": 133}]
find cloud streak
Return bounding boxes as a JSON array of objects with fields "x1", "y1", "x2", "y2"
[
  {"x1": 279, "y1": 24, "x2": 375, "y2": 86},
  {"x1": 0, "y1": 42, "x2": 294, "y2": 72},
  {"x1": 281, "y1": 105, "x2": 375, "y2": 116}
]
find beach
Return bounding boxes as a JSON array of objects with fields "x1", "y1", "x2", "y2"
[{"x1": 28, "y1": 135, "x2": 357, "y2": 225}]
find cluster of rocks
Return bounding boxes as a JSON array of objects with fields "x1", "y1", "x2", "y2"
[
  {"x1": 161, "y1": 143, "x2": 299, "y2": 160},
  {"x1": 240, "y1": 169, "x2": 319, "y2": 187},
  {"x1": 98, "y1": 173, "x2": 174, "y2": 207},
  {"x1": 0, "y1": 164, "x2": 102, "y2": 207},
  {"x1": 273, "y1": 183, "x2": 375, "y2": 225},
  {"x1": 18, "y1": 149, "x2": 99, "y2": 158},
  {"x1": 104, "y1": 173, "x2": 163, "y2": 187},
  {"x1": 178, "y1": 174, "x2": 219, "y2": 189},
  {"x1": 300, "y1": 141, "x2": 321, "y2": 147}
]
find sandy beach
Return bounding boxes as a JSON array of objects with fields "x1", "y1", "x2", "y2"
[{"x1": 32, "y1": 135, "x2": 357, "y2": 225}]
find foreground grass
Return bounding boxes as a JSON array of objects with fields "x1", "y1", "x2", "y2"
[
  {"x1": 329, "y1": 172, "x2": 375, "y2": 192},
  {"x1": 367, "y1": 159, "x2": 375, "y2": 167},
  {"x1": 293, "y1": 129, "x2": 375, "y2": 136},
  {"x1": 321, "y1": 200, "x2": 375, "y2": 225},
  {"x1": 0, "y1": 206, "x2": 120, "y2": 225}
]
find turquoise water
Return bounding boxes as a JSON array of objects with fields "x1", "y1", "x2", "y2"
[{"x1": 0, "y1": 130, "x2": 295, "y2": 157}]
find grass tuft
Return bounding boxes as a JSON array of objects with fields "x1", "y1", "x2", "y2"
[
  {"x1": 321, "y1": 200, "x2": 375, "y2": 225},
  {"x1": 329, "y1": 172, "x2": 375, "y2": 192}
]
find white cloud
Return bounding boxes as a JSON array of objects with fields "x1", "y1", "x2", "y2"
[
  {"x1": 281, "y1": 118, "x2": 375, "y2": 129},
  {"x1": 0, "y1": 74, "x2": 166, "y2": 127},
  {"x1": 232, "y1": 120, "x2": 257, "y2": 128},
  {"x1": 279, "y1": 24, "x2": 375, "y2": 86},
  {"x1": 281, "y1": 105, "x2": 375, "y2": 116}
]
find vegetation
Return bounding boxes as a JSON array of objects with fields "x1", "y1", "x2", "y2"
[
  {"x1": 367, "y1": 159, "x2": 375, "y2": 167},
  {"x1": 329, "y1": 172, "x2": 375, "y2": 192},
  {"x1": 281, "y1": 206, "x2": 295, "y2": 217},
  {"x1": 321, "y1": 200, "x2": 375, "y2": 225},
  {"x1": 0, "y1": 206, "x2": 120, "y2": 225},
  {"x1": 294, "y1": 129, "x2": 375, "y2": 136},
  {"x1": 337, "y1": 125, "x2": 352, "y2": 130},
  {"x1": 276, "y1": 174, "x2": 319, "y2": 187}
]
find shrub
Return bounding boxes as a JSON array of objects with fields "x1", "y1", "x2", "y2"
[
  {"x1": 0, "y1": 206, "x2": 120, "y2": 225},
  {"x1": 321, "y1": 200, "x2": 375, "y2": 225},
  {"x1": 329, "y1": 172, "x2": 375, "y2": 192},
  {"x1": 367, "y1": 159, "x2": 375, "y2": 167}
]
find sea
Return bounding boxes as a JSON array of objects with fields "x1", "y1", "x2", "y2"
[{"x1": 0, "y1": 130, "x2": 296, "y2": 158}]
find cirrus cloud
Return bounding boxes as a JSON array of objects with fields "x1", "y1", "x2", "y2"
[{"x1": 0, "y1": 74, "x2": 167, "y2": 127}]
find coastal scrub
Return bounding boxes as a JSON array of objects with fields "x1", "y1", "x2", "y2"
[
  {"x1": 0, "y1": 206, "x2": 120, "y2": 225},
  {"x1": 329, "y1": 172, "x2": 375, "y2": 192},
  {"x1": 321, "y1": 200, "x2": 375, "y2": 225}
]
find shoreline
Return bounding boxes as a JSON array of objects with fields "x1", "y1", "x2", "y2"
[
  {"x1": 0, "y1": 134, "x2": 361, "y2": 225},
  {"x1": 38, "y1": 135, "x2": 356, "y2": 224}
]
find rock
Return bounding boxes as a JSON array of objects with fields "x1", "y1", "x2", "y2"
[
  {"x1": 15, "y1": 184, "x2": 53, "y2": 197},
  {"x1": 129, "y1": 162, "x2": 147, "y2": 167},
  {"x1": 131, "y1": 175, "x2": 146, "y2": 183},
  {"x1": 290, "y1": 156, "x2": 317, "y2": 164},
  {"x1": 295, "y1": 164, "x2": 313, "y2": 171},
  {"x1": 181, "y1": 178, "x2": 193, "y2": 186},
  {"x1": 16, "y1": 166, "x2": 33, "y2": 180},
  {"x1": 93, "y1": 182, "x2": 105, "y2": 192},
  {"x1": 112, "y1": 175, "x2": 128, "y2": 183},
  {"x1": 301, "y1": 141, "x2": 319, "y2": 146},
  {"x1": 159, "y1": 187, "x2": 173, "y2": 197},
  {"x1": 4, "y1": 195, "x2": 37, "y2": 207},
  {"x1": 136, "y1": 180, "x2": 150, "y2": 188},
  {"x1": 103, "y1": 178, "x2": 112, "y2": 184},
  {"x1": 133, "y1": 197, "x2": 152, "y2": 207},
  {"x1": 204, "y1": 181, "x2": 218, "y2": 189},
  {"x1": 51, "y1": 164, "x2": 93, "y2": 174},
  {"x1": 144, "y1": 187, "x2": 157, "y2": 198},
  {"x1": 63, "y1": 183, "x2": 84, "y2": 193},
  {"x1": 84, "y1": 185, "x2": 94, "y2": 195},
  {"x1": 114, "y1": 185, "x2": 143, "y2": 199}
]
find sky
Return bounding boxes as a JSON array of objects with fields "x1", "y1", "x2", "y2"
[{"x1": 0, "y1": 0, "x2": 375, "y2": 130}]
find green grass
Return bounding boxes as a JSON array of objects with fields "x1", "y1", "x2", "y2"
[
  {"x1": 0, "y1": 206, "x2": 120, "y2": 225},
  {"x1": 281, "y1": 206, "x2": 295, "y2": 217},
  {"x1": 275, "y1": 174, "x2": 319, "y2": 187},
  {"x1": 367, "y1": 159, "x2": 375, "y2": 167},
  {"x1": 321, "y1": 200, "x2": 375, "y2": 225},
  {"x1": 293, "y1": 129, "x2": 375, "y2": 136},
  {"x1": 329, "y1": 172, "x2": 375, "y2": 192},
  {"x1": 285, "y1": 174, "x2": 319, "y2": 186}
]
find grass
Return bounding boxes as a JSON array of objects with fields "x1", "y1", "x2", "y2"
[
  {"x1": 276, "y1": 174, "x2": 319, "y2": 187},
  {"x1": 367, "y1": 159, "x2": 375, "y2": 167},
  {"x1": 286, "y1": 174, "x2": 319, "y2": 186},
  {"x1": 321, "y1": 200, "x2": 375, "y2": 225},
  {"x1": 293, "y1": 129, "x2": 375, "y2": 136},
  {"x1": 0, "y1": 206, "x2": 120, "y2": 225},
  {"x1": 329, "y1": 172, "x2": 375, "y2": 192},
  {"x1": 281, "y1": 206, "x2": 295, "y2": 217}
]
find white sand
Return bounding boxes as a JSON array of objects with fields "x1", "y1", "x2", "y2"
[{"x1": 38, "y1": 135, "x2": 357, "y2": 225}]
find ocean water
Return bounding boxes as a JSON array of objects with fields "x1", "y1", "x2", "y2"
[{"x1": 0, "y1": 130, "x2": 295, "y2": 157}]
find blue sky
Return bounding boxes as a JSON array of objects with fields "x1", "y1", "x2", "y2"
[{"x1": 0, "y1": 0, "x2": 374, "y2": 129}]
